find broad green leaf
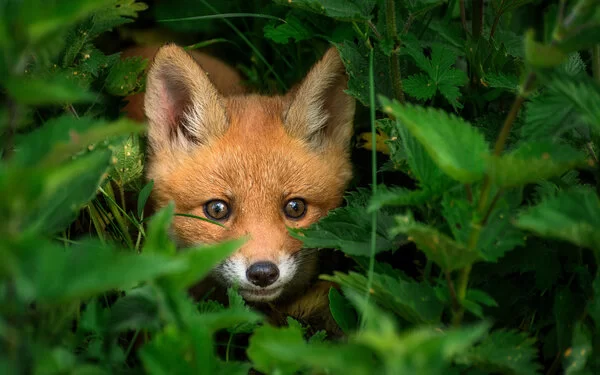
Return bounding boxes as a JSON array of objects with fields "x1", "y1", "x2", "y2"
[
  {"x1": 483, "y1": 72, "x2": 519, "y2": 92},
  {"x1": 247, "y1": 324, "x2": 374, "y2": 375},
  {"x1": 489, "y1": 142, "x2": 588, "y2": 188},
  {"x1": 392, "y1": 214, "x2": 481, "y2": 271},
  {"x1": 263, "y1": 15, "x2": 313, "y2": 44},
  {"x1": 328, "y1": 288, "x2": 357, "y2": 334},
  {"x1": 538, "y1": 71, "x2": 600, "y2": 132},
  {"x1": 564, "y1": 323, "x2": 592, "y2": 374},
  {"x1": 289, "y1": 205, "x2": 403, "y2": 256},
  {"x1": 168, "y1": 239, "x2": 245, "y2": 290},
  {"x1": 5, "y1": 76, "x2": 94, "y2": 105},
  {"x1": 144, "y1": 203, "x2": 177, "y2": 255},
  {"x1": 403, "y1": 40, "x2": 468, "y2": 109},
  {"x1": 105, "y1": 56, "x2": 147, "y2": 96},
  {"x1": 368, "y1": 186, "x2": 437, "y2": 212},
  {"x1": 516, "y1": 188, "x2": 600, "y2": 252},
  {"x1": 273, "y1": 0, "x2": 376, "y2": 21},
  {"x1": 25, "y1": 150, "x2": 111, "y2": 234},
  {"x1": 456, "y1": 329, "x2": 542, "y2": 375},
  {"x1": 323, "y1": 270, "x2": 443, "y2": 324},
  {"x1": 4, "y1": 237, "x2": 186, "y2": 303},
  {"x1": 107, "y1": 287, "x2": 160, "y2": 332},
  {"x1": 525, "y1": 30, "x2": 567, "y2": 68},
  {"x1": 380, "y1": 97, "x2": 490, "y2": 183},
  {"x1": 88, "y1": 0, "x2": 149, "y2": 37}
]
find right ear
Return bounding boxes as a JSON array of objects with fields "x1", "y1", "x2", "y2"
[{"x1": 144, "y1": 44, "x2": 228, "y2": 152}]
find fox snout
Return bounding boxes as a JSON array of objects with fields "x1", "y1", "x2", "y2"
[{"x1": 246, "y1": 261, "x2": 279, "y2": 287}]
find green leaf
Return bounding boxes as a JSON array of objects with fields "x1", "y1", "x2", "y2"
[
  {"x1": 144, "y1": 203, "x2": 177, "y2": 255},
  {"x1": 403, "y1": 38, "x2": 468, "y2": 109},
  {"x1": 289, "y1": 204, "x2": 403, "y2": 256},
  {"x1": 483, "y1": 72, "x2": 519, "y2": 93},
  {"x1": 247, "y1": 324, "x2": 374, "y2": 375},
  {"x1": 525, "y1": 30, "x2": 567, "y2": 68},
  {"x1": 4, "y1": 237, "x2": 186, "y2": 303},
  {"x1": 263, "y1": 15, "x2": 313, "y2": 44},
  {"x1": 538, "y1": 71, "x2": 600, "y2": 133},
  {"x1": 516, "y1": 188, "x2": 600, "y2": 252},
  {"x1": 368, "y1": 186, "x2": 437, "y2": 212},
  {"x1": 489, "y1": 142, "x2": 588, "y2": 188},
  {"x1": 337, "y1": 41, "x2": 394, "y2": 107},
  {"x1": 456, "y1": 329, "x2": 542, "y2": 375},
  {"x1": 391, "y1": 213, "x2": 481, "y2": 271},
  {"x1": 105, "y1": 56, "x2": 147, "y2": 96},
  {"x1": 380, "y1": 98, "x2": 490, "y2": 183},
  {"x1": 88, "y1": 0, "x2": 149, "y2": 37},
  {"x1": 138, "y1": 180, "x2": 154, "y2": 218},
  {"x1": 323, "y1": 270, "x2": 443, "y2": 324},
  {"x1": 5, "y1": 76, "x2": 94, "y2": 105},
  {"x1": 564, "y1": 322, "x2": 593, "y2": 374},
  {"x1": 328, "y1": 288, "x2": 358, "y2": 334},
  {"x1": 107, "y1": 287, "x2": 160, "y2": 332},
  {"x1": 273, "y1": 0, "x2": 376, "y2": 21},
  {"x1": 25, "y1": 150, "x2": 111, "y2": 234}
]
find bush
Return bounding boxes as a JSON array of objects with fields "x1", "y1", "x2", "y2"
[{"x1": 1, "y1": 0, "x2": 600, "y2": 374}]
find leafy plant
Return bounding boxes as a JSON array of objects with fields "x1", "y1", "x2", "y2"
[{"x1": 2, "y1": 0, "x2": 600, "y2": 374}]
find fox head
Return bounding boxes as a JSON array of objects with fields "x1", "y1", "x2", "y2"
[{"x1": 144, "y1": 44, "x2": 355, "y2": 302}]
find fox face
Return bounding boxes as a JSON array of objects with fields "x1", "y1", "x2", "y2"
[{"x1": 143, "y1": 44, "x2": 355, "y2": 302}]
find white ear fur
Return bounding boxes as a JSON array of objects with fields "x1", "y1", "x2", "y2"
[
  {"x1": 284, "y1": 46, "x2": 355, "y2": 149},
  {"x1": 144, "y1": 44, "x2": 228, "y2": 152}
]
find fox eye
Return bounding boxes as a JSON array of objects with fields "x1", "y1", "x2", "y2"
[
  {"x1": 284, "y1": 198, "x2": 306, "y2": 219},
  {"x1": 204, "y1": 200, "x2": 230, "y2": 220}
]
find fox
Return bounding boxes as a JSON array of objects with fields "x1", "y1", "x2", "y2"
[{"x1": 123, "y1": 44, "x2": 355, "y2": 333}]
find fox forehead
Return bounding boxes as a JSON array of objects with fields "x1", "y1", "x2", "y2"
[{"x1": 148, "y1": 95, "x2": 352, "y2": 213}]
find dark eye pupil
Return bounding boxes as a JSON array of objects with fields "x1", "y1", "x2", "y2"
[
  {"x1": 205, "y1": 200, "x2": 229, "y2": 220},
  {"x1": 285, "y1": 199, "x2": 306, "y2": 218}
]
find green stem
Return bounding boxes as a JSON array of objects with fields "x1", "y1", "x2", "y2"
[
  {"x1": 362, "y1": 44, "x2": 377, "y2": 329},
  {"x1": 225, "y1": 333, "x2": 234, "y2": 362},
  {"x1": 592, "y1": 45, "x2": 600, "y2": 83},
  {"x1": 459, "y1": 0, "x2": 469, "y2": 35},
  {"x1": 386, "y1": 0, "x2": 405, "y2": 103}
]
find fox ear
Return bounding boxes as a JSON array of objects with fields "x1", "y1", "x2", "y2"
[
  {"x1": 144, "y1": 44, "x2": 228, "y2": 151},
  {"x1": 284, "y1": 46, "x2": 355, "y2": 149}
]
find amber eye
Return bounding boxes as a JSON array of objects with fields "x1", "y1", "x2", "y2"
[
  {"x1": 204, "y1": 200, "x2": 230, "y2": 220},
  {"x1": 284, "y1": 198, "x2": 306, "y2": 219}
]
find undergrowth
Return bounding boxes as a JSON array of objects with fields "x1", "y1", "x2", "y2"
[{"x1": 2, "y1": 0, "x2": 600, "y2": 374}]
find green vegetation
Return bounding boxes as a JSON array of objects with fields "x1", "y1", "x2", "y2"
[{"x1": 2, "y1": 0, "x2": 600, "y2": 373}]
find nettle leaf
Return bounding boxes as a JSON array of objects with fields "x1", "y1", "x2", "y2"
[
  {"x1": 328, "y1": 288, "x2": 358, "y2": 334},
  {"x1": 538, "y1": 71, "x2": 600, "y2": 133},
  {"x1": 489, "y1": 142, "x2": 588, "y2": 188},
  {"x1": 368, "y1": 186, "x2": 436, "y2": 212},
  {"x1": 89, "y1": 0, "x2": 149, "y2": 37},
  {"x1": 516, "y1": 188, "x2": 600, "y2": 252},
  {"x1": 273, "y1": 0, "x2": 376, "y2": 21},
  {"x1": 381, "y1": 97, "x2": 490, "y2": 183},
  {"x1": 5, "y1": 75, "x2": 94, "y2": 105},
  {"x1": 25, "y1": 150, "x2": 111, "y2": 234},
  {"x1": 392, "y1": 214, "x2": 481, "y2": 271},
  {"x1": 337, "y1": 41, "x2": 394, "y2": 107},
  {"x1": 377, "y1": 118, "x2": 454, "y2": 193},
  {"x1": 105, "y1": 56, "x2": 147, "y2": 96},
  {"x1": 563, "y1": 322, "x2": 593, "y2": 374},
  {"x1": 247, "y1": 324, "x2": 374, "y2": 375},
  {"x1": 482, "y1": 72, "x2": 519, "y2": 93},
  {"x1": 456, "y1": 329, "x2": 542, "y2": 375},
  {"x1": 107, "y1": 286, "x2": 160, "y2": 333},
  {"x1": 403, "y1": 40, "x2": 468, "y2": 109},
  {"x1": 289, "y1": 205, "x2": 403, "y2": 256},
  {"x1": 323, "y1": 271, "x2": 443, "y2": 324},
  {"x1": 264, "y1": 15, "x2": 313, "y2": 44},
  {"x1": 5, "y1": 237, "x2": 186, "y2": 303}
]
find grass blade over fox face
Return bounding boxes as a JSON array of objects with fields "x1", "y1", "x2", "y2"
[{"x1": 142, "y1": 44, "x2": 355, "y2": 303}]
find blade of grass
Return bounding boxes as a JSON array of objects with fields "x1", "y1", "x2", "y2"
[{"x1": 157, "y1": 13, "x2": 285, "y2": 23}]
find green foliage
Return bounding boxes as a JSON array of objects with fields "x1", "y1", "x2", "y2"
[{"x1": 3, "y1": 0, "x2": 600, "y2": 374}]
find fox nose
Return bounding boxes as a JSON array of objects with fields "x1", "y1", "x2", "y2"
[{"x1": 246, "y1": 261, "x2": 279, "y2": 287}]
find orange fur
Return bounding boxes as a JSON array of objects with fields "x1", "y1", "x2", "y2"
[{"x1": 124, "y1": 44, "x2": 355, "y2": 332}]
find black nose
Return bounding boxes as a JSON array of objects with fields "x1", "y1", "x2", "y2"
[{"x1": 246, "y1": 261, "x2": 279, "y2": 287}]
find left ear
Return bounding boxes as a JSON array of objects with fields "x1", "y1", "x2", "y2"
[{"x1": 284, "y1": 46, "x2": 355, "y2": 149}]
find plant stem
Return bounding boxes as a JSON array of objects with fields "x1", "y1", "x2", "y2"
[
  {"x1": 472, "y1": 0, "x2": 484, "y2": 40},
  {"x1": 386, "y1": 0, "x2": 406, "y2": 103},
  {"x1": 459, "y1": 0, "x2": 469, "y2": 35},
  {"x1": 592, "y1": 45, "x2": 600, "y2": 83},
  {"x1": 362, "y1": 45, "x2": 377, "y2": 329},
  {"x1": 489, "y1": 0, "x2": 506, "y2": 40}
]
